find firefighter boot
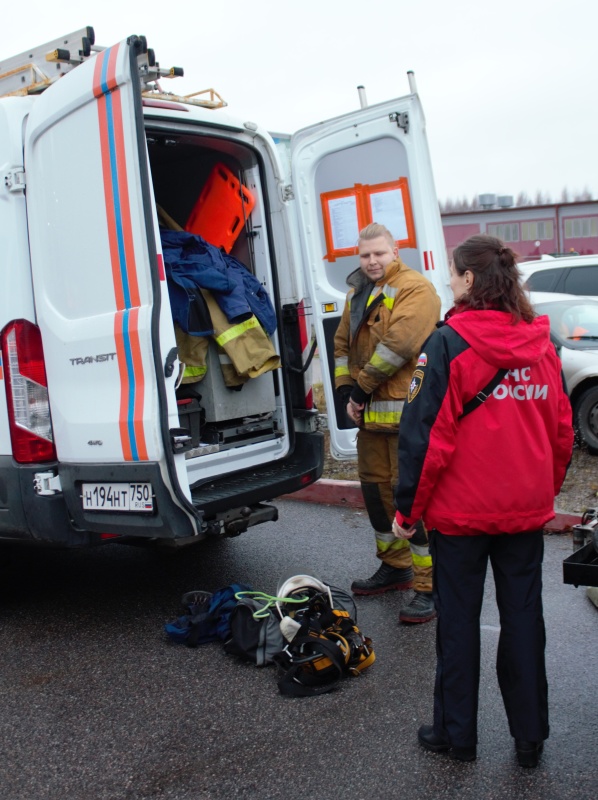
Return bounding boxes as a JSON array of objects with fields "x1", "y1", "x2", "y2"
[
  {"x1": 351, "y1": 562, "x2": 414, "y2": 595},
  {"x1": 399, "y1": 592, "x2": 437, "y2": 623}
]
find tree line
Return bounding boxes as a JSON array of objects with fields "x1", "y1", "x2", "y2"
[{"x1": 440, "y1": 188, "x2": 595, "y2": 213}]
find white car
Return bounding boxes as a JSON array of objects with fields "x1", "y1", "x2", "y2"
[
  {"x1": 530, "y1": 291, "x2": 598, "y2": 453},
  {"x1": 520, "y1": 254, "x2": 598, "y2": 297}
]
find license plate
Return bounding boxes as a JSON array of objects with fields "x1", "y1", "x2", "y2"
[{"x1": 82, "y1": 482, "x2": 153, "y2": 512}]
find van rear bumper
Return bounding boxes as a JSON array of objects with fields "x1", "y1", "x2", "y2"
[
  {"x1": 0, "y1": 431, "x2": 324, "y2": 547},
  {"x1": 0, "y1": 457, "x2": 198, "y2": 546},
  {"x1": 0, "y1": 457, "x2": 76, "y2": 544}
]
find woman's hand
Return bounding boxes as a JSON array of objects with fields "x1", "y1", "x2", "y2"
[{"x1": 392, "y1": 518, "x2": 417, "y2": 539}]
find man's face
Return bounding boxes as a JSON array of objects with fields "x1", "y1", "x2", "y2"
[{"x1": 358, "y1": 236, "x2": 398, "y2": 282}]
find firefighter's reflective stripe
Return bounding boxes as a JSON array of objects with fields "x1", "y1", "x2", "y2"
[
  {"x1": 364, "y1": 400, "x2": 404, "y2": 424},
  {"x1": 375, "y1": 530, "x2": 410, "y2": 553},
  {"x1": 335, "y1": 356, "x2": 350, "y2": 378},
  {"x1": 410, "y1": 541, "x2": 433, "y2": 569},
  {"x1": 183, "y1": 365, "x2": 207, "y2": 380},
  {"x1": 346, "y1": 288, "x2": 355, "y2": 309},
  {"x1": 366, "y1": 289, "x2": 379, "y2": 307},
  {"x1": 214, "y1": 316, "x2": 260, "y2": 347},
  {"x1": 370, "y1": 343, "x2": 407, "y2": 376},
  {"x1": 380, "y1": 284, "x2": 397, "y2": 310}
]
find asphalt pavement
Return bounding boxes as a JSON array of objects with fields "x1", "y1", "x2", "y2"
[{"x1": 0, "y1": 498, "x2": 596, "y2": 800}]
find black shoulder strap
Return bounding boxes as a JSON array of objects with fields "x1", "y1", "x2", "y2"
[{"x1": 459, "y1": 369, "x2": 508, "y2": 420}]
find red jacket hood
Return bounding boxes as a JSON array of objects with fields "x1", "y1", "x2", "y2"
[{"x1": 447, "y1": 310, "x2": 551, "y2": 370}]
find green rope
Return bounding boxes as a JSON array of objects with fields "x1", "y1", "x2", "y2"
[{"x1": 234, "y1": 590, "x2": 310, "y2": 619}]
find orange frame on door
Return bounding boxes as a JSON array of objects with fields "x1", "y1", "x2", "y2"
[{"x1": 321, "y1": 178, "x2": 416, "y2": 262}]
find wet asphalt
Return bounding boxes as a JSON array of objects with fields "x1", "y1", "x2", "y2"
[{"x1": 0, "y1": 499, "x2": 596, "y2": 800}]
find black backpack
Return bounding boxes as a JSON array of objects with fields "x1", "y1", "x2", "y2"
[{"x1": 223, "y1": 594, "x2": 285, "y2": 666}]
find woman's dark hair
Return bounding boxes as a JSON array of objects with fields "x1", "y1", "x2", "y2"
[{"x1": 452, "y1": 234, "x2": 535, "y2": 322}]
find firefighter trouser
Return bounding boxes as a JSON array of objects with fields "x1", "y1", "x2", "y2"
[
  {"x1": 357, "y1": 429, "x2": 432, "y2": 593},
  {"x1": 429, "y1": 529, "x2": 548, "y2": 749}
]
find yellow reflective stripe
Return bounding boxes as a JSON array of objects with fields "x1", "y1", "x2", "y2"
[
  {"x1": 370, "y1": 351, "x2": 396, "y2": 376},
  {"x1": 214, "y1": 316, "x2": 259, "y2": 347},
  {"x1": 183, "y1": 365, "x2": 207, "y2": 378},
  {"x1": 412, "y1": 552, "x2": 433, "y2": 568},
  {"x1": 365, "y1": 410, "x2": 403, "y2": 423},
  {"x1": 376, "y1": 537, "x2": 410, "y2": 553},
  {"x1": 375, "y1": 342, "x2": 407, "y2": 369},
  {"x1": 364, "y1": 400, "x2": 404, "y2": 424},
  {"x1": 382, "y1": 284, "x2": 397, "y2": 298},
  {"x1": 383, "y1": 297, "x2": 394, "y2": 310},
  {"x1": 335, "y1": 366, "x2": 351, "y2": 378}
]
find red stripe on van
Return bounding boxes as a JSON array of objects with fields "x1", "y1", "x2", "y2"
[
  {"x1": 94, "y1": 44, "x2": 148, "y2": 462},
  {"x1": 114, "y1": 311, "x2": 133, "y2": 461},
  {"x1": 156, "y1": 253, "x2": 166, "y2": 281},
  {"x1": 127, "y1": 307, "x2": 148, "y2": 461},
  {"x1": 423, "y1": 251, "x2": 430, "y2": 270}
]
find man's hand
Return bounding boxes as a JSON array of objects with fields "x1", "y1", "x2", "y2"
[
  {"x1": 346, "y1": 398, "x2": 364, "y2": 426},
  {"x1": 392, "y1": 518, "x2": 416, "y2": 539}
]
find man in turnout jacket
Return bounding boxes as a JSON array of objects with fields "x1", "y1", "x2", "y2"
[
  {"x1": 392, "y1": 234, "x2": 573, "y2": 766},
  {"x1": 334, "y1": 223, "x2": 441, "y2": 622}
]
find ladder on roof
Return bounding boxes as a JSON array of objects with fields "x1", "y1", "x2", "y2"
[{"x1": 0, "y1": 26, "x2": 227, "y2": 109}]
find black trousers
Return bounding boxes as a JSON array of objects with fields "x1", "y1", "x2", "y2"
[{"x1": 430, "y1": 529, "x2": 548, "y2": 749}]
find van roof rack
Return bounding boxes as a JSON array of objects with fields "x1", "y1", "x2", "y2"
[{"x1": 0, "y1": 26, "x2": 227, "y2": 109}]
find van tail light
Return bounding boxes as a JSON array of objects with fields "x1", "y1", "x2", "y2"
[{"x1": 1, "y1": 320, "x2": 56, "y2": 463}]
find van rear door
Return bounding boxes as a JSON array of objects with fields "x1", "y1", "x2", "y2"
[
  {"x1": 23, "y1": 38, "x2": 197, "y2": 536},
  {"x1": 291, "y1": 88, "x2": 451, "y2": 459}
]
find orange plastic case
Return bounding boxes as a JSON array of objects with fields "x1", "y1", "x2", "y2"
[{"x1": 185, "y1": 163, "x2": 256, "y2": 252}]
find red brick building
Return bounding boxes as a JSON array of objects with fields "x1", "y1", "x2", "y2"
[{"x1": 441, "y1": 198, "x2": 598, "y2": 261}]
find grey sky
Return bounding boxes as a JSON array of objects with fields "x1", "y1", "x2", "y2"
[{"x1": 2, "y1": 0, "x2": 596, "y2": 204}]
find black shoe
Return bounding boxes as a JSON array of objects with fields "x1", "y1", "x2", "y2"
[
  {"x1": 418, "y1": 725, "x2": 476, "y2": 762},
  {"x1": 515, "y1": 740, "x2": 543, "y2": 768},
  {"x1": 351, "y1": 563, "x2": 413, "y2": 595},
  {"x1": 399, "y1": 592, "x2": 437, "y2": 623}
]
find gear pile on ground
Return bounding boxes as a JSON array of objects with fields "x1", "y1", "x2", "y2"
[{"x1": 164, "y1": 576, "x2": 375, "y2": 697}]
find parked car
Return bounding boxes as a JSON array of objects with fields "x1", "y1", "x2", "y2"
[
  {"x1": 519, "y1": 254, "x2": 598, "y2": 297},
  {"x1": 530, "y1": 291, "x2": 598, "y2": 453}
]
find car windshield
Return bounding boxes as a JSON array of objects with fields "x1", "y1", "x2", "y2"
[{"x1": 534, "y1": 299, "x2": 598, "y2": 349}]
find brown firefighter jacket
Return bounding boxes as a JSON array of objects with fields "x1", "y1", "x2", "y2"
[{"x1": 334, "y1": 258, "x2": 441, "y2": 431}]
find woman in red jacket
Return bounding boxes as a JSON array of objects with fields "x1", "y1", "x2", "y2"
[{"x1": 392, "y1": 234, "x2": 573, "y2": 767}]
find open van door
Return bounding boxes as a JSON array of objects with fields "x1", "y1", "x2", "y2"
[
  {"x1": 23, "y1": 37, "x2": 198, "y2": 536},
  {"x1": 291, "y1": 83, "x2": 451, "y2": 459}
]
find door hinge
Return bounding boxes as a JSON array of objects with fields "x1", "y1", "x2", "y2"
[
  {"x1": 389, "y1": 112, "x2": 409, "y2": 134},
  {"x1": 33, "y1": 471, "x2": 62, "y2": 496},
  {"x1": 4, "y1": 168, "x2": 26, "y2": 192}
]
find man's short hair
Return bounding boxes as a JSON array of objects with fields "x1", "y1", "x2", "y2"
[{"x1": 358, "y1": 223, "x2": 396, "y2": 249}]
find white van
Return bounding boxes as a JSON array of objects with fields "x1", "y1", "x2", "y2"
[{"x1": 0, "y1": 27, "x2": 451, "y2": 551}]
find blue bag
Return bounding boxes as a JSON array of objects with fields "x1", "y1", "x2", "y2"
[{"x1": 164, "y1": 582, "x2": 252, "y2": 647}]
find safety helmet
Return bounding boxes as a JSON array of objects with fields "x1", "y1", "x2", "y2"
[{"x1": 275, "y1": 574, "x2": 333, "y2": 620}]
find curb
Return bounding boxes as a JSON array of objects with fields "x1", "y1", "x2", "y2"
[{"x1": 283, "y1": 479, "x2": 582, "y2": 533}]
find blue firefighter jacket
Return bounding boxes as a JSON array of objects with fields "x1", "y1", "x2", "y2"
[{"x1": 161, "y1": 230, "x2": 277, "y2": 336}]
